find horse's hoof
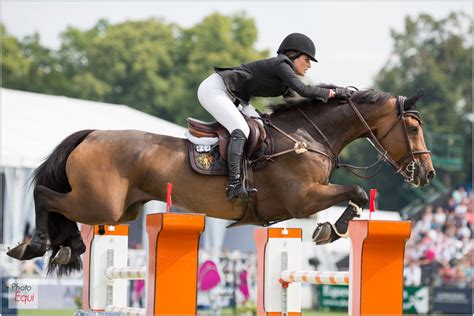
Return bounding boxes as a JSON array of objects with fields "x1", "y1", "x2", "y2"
[
  {"x1": 7, "y1": 242, "x2": 47, "y2": 261},
  {"x1": 51, "y1": 246, "x2": 72, "y2": 265},
  {"x1": 312, "y1": 222, "x2": 341, "y2": 245}
]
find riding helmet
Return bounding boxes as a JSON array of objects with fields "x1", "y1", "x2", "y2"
[{"x1": 277, "y1": 33, "x2": 318, "y2": 62}]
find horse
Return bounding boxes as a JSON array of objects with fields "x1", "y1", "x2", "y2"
[{"x1": 7, "y1": 88, "x2": 435, "y2": 276}]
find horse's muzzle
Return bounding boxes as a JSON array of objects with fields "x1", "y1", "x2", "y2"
[{"x1": 412, "y1": 161, "x2": 435, "y2": 187}]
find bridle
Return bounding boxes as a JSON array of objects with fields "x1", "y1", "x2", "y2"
[
  {"x1": 343, "y1": 96, "x2": 432, "y2": 182},
  {"x1": 256, "y1": 95, "x2": 432, "y2": 183}
]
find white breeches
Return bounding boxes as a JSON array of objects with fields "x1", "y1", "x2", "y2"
[{"x1": 197, "y1": 73, "x2": 260, "y2": 138}]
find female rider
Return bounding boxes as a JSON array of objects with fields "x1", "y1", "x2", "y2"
[{"x1": 197, "y1": 33, "x2": 353, "y2": 202}]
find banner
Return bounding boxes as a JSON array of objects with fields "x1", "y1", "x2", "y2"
[
  {"x1": 318, "y1": 285, "x2": 429, "y2": 314},
  {"x1": 403, "y1": 286, "x2": 429, "y2": 314},
  {"x1": 432, "y1": 287, "x2": 473, "y2": 314},
  {"x1": 318, "y1": 285, "x2": 348, "y2": 310}
]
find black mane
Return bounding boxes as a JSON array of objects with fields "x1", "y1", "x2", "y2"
[{"x1": 268, "y1": 88, "x2": 395, "y2": 114}]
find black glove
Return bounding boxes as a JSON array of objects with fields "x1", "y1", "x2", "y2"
[{"x1": 334, "y1": 87, "x2": 354, "y2": 99}]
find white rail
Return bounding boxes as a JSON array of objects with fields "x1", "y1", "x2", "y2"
[{"x1": 280, "y1": 270, "x2": 350, "y2": 285}]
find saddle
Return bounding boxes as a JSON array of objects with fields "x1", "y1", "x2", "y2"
[
  {"x1": 187, "y1": 116, "x2": 266, "y2": 161},
  {"x1": 186, "y1": 116, "x2": 273, "y2": 176}
]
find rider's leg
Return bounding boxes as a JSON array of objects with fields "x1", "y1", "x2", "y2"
[
  {"x1": 197, "y1": 73, "x2": 252, "y2": 201},
  {"x1": 240, "y1": 104, "x2": 262, "y2": 126},
  {"x1": 197, "y1": 73, "x2": 250, "y2": 137},
  {"x1": 226, "y1": 129, "x2": 251, "y2": 201}
]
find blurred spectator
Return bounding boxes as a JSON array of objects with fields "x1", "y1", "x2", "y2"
[
  {"x1": 453, "y1": 266, "x2": 468, "y2": 288},
  {"x1": 452, "y1": 186, "x2": 467, "y2": 204},
  {"x1": 405, "y1": 186, "x2": 473, "y2": 288},
  {"x1": 433, "y1": 206, "x2": 446, "y2": 228},
  {"x1": 404, "y1": 260, "x2": 422, "y2": 286}
]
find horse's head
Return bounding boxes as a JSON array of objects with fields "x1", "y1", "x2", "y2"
[{"x1": 375, "y1": 90, "x2": 435, "y2": 186}]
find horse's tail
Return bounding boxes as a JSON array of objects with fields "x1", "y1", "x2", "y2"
[{"x1": 32, "y1": 129, "x2": 95, "y2": 276}]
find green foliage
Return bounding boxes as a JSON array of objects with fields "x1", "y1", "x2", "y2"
[
  {"x1": 1, "y1": 24, "x2": 31, "y2": 89},
  {"x1": 332, "y1": 11, "x2": 472, "y2": 209},
  {"x1": 1, "y1": 13, "x2": 268, "y2": 125}
]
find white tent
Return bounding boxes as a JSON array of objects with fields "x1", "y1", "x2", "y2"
[
  {"x1": 0, "y1": 88, "x2": 187, "y2": 249},
  {"x1": 1, "y1": 88, "x2": 186, "y2": 168}
]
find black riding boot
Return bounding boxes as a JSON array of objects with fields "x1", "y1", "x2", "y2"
[{"x1": 226, "y1": 129, "x2": 253, "y2": 202}]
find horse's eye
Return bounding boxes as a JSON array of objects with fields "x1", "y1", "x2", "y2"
[{"x1": 408, "y1": 126, "x2": 418, "y2": 135}]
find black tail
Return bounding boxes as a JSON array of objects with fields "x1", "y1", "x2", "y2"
[{"x1": 33, "y1": 129, "x2": 95, "y2": 276}]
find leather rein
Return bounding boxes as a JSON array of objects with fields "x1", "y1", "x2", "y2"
[{"x1": 257, "y1": 96, "x2": 432, "y2": 182}]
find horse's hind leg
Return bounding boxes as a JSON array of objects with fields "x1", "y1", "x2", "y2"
[
  {"x1": 7, "y1": 185, "x2": 54, "y2": 260},
  {"x1": 7, "y1": 185, "x2": 85, "y2": 266}
]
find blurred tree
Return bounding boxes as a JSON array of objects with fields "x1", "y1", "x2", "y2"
[
  {"x1": 1, "y1": 14, "x2": 268, "y2": 125},
  {"x1": 171, "y1": 12, "x2": 269, "y2": 123},
  {"x1": 57, "y1": 19, "x2": 111, "y2": 99},
  {"x1": 331, "y1": 11, "x2": 472, "y2": 209},
  {"x1": 1, "y1": 24, "x2": 31, "y2": 89}
]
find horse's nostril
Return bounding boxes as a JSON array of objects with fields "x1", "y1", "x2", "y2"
[{"x1": 427, "y1": 170, "x2": 436, "y2": 181}]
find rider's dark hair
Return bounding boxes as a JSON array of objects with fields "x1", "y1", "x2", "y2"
[{"x1": 285, "y1": 51, "x2": 303, "y2": 61}]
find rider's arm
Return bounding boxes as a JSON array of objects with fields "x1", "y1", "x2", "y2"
[{"x1": 277, "y1": 61, "x2": 332, "y2": 102}]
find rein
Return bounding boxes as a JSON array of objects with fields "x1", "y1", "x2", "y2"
[{"x1": 257, "y1": 95, "x2": 432, "y2": 182}]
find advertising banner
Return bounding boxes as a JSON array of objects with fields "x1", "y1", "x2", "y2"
[
  {"x1": 432, "y1": 287, "x2": 473, "y2": 314},
  {"x1": 318, "y1": 285, "x2": 429, "y2": 314}
]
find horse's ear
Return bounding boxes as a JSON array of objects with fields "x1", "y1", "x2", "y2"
[{"x1": 406, "y1": 89, "x2": 424, "y2": 107}]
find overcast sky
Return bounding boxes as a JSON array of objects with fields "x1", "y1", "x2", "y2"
[{"x1": 1, "y1": 1, "x2": 472, "y2": 88}]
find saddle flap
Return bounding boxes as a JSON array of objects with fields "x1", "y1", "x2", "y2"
[
  {"x1": 245, "y1": 117, "x2": 266, "y2": 158},
  {"x1": 187, "y1": 118, "x2": 222, "y2": 135}
]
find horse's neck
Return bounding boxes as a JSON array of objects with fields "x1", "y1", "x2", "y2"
[{"x1": 271, "y1": 99, "x2": 395, "y2": 155}]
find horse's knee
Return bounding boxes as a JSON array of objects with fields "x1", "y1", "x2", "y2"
[{"x1": 351, "y1": 185, "x2": 368, "y2": 207}]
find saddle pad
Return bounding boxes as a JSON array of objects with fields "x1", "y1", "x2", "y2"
[
  {"x1": 188, "y1": 142, "x2": 228, "y2": 176},
  {"x1": 187, "y1": 129, "x2": 274, "y2": 176}
]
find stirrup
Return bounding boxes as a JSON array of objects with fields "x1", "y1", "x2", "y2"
[{"x1": 226, "y1": 183, "x2": 257, "y2": 202}]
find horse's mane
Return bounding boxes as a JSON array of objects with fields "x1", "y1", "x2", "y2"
[{"x1": 268, "y1": 88, "x2": 395, "y2": 115}]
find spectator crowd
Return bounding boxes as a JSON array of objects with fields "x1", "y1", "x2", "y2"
[{"x1": 404, "y1": 186, "x2": 473, "y2": 288}]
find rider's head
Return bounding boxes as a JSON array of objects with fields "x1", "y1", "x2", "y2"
[
  {"x1": 278, "y1": 33, "x2": 317, "y2": 76},
  {"x1": 277, "y1": 33, "x2": 318, "y2": 62}
]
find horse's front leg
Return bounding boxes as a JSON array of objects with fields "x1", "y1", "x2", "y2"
[{"x1": 283, "y1": 183, "x2": 368, "y2": 245}]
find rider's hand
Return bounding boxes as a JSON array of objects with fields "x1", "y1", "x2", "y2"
[
  {"x1": 334, "y1": 87, "x2": 354, "y2": 99},
  {"x1": 328, "y1": 89, "x2": 336, "y2": 99}
]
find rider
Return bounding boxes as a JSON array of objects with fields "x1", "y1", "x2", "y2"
[{"x1": 197, "y1": 33, "x2": 353, "y2": 202}]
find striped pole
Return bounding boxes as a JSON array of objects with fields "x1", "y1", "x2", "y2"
[
  {"x1": 105, "y1": 305, "x2": 145, "y2": 316},
  {"x1": 105, "y1": 267, "x2": 147, "y2": 280},
  {"x1": 281, "y1": 270, "x2": 350, "y2": 285},
  {"x1": 255, "y1": 220, "x2": 412, "y2": 316}
]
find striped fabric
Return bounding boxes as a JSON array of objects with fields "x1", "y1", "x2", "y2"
[
  {"x1": 105, "y1": 267, "x2": 147, "y2": 280},
  {"x1": 280, "y1": 270, "x2": 350, "y2": 285}
]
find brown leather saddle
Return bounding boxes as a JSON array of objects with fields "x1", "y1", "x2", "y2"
[{"x1": 187, "y1": 116, "x2": 267, "y2": 161}]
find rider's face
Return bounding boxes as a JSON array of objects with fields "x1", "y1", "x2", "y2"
[{"x1": 293, "y1": 54, "x2": 312, "y2": 76}]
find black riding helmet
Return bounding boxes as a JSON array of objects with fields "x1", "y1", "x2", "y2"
[{"x1": 277, "y1": 33, "x2": 318, "y2": 62}]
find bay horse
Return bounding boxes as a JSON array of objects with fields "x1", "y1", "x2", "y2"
[{"x1": 7, "y1": 89, "x2": 435, "y2": 276}]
